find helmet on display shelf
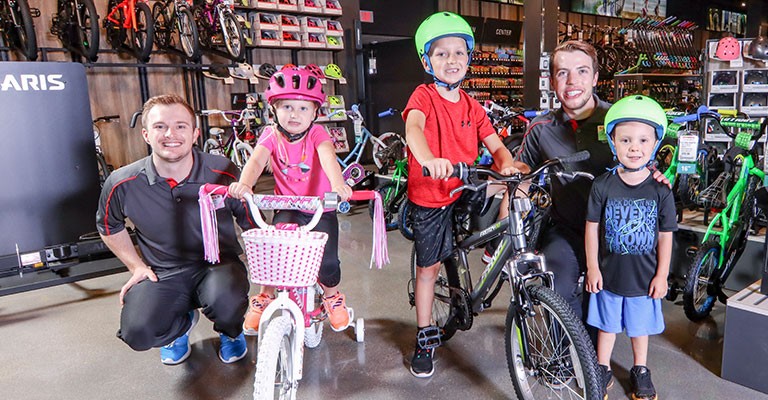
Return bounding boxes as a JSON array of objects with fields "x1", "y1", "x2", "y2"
[
  {"x1": 747, "y1": 36, "x2": 768, "y2": 61},
  {"x1": 323, "y1": 63, "x2": 343, "y2": 79},
  {"x1": 304, "y1": 63, "x2": 325, "y2": 79},
  {"x1": 709, "y1": 94, "x2": 734, "y2": 107},
  {"x1": 713, "y1": 71, "x2": 737, "y2": 86},
  {"x1": 256, "y1": 63, "x2": 277, "y2": 79},
  {"x1": 744, "y1": 70, "x2": 768, "y2": 85},
  {"x1": 264, "y1": 67, "x2": 325, "y2": 105},
  {"x1": 414, "y1": 11, "x2": 474, "y2": 62},
  {"x1": 604, "y1": 95, "x2": 668, "y2": 162},
  {"x1": 743, "y1": 93, "x2": 768, "y2": 107},
  {"x1": 715, "y1": 36, "x2": 741, "y2": 61},
  {"x1": 281, "y1": 63, "x2": 297, "y2": 70}
]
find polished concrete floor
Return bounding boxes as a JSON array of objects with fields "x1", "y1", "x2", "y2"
[{"x1": 2, "y1": 201, "x2": 768, "y2": 399}]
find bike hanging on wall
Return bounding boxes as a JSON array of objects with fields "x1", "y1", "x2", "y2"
[
  {"x1": 104, "y1": 0, "x2": 155, "y2": 62},
  {"x1": 50, "y1": 0, "x2": 100, "y2": 62},
  {"x1": 192, "y1": 0, "x2": 244, "y2": 62},
  {"x1": 0, "y1": 0, "x2": 39, "y2": 60},
  {"x1": 152, "y1": 0, "x2": 201, "y2": 61}
]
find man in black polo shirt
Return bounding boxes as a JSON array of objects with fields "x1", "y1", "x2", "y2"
[
  {"x1": 96, "y1": 94, "x2": 253, "y2": 365},
  {"x1": 516, "y1": 41, "x2": 667, "y2": 319}
]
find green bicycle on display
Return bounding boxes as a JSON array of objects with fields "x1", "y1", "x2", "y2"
[{"x1": 683, "y1": 117, "x2": 767, "y2": 322}]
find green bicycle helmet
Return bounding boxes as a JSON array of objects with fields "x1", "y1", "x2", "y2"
[
  {"x1": 604, "y1": 94, "x2": 668, "y2": 171},
  {"x1": 415, "y1": 11, "x2": 474, "y2": 90},
  {"x1": 324, "y1": 63, "x2": 343, "y2": 79},
  {"x1": 327, "y1": 36, "x2": 340, "y2": 46}
]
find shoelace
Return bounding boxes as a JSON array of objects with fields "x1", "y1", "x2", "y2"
[{"x1": 324, "y1": 294, "x2": 344, "y2": 310}]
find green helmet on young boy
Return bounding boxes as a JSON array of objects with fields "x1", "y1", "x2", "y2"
[
  {"x1": 414, "y1": 11, "x2": 474, "y2": 90},
  {"x1": 604, "y1": 95, "x2": 667, "y2": 170}
]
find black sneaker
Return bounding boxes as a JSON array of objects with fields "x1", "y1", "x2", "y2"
[
  {"x1": 598, "y1": 364, "x2": 613, "y2": 399},
  {"x1": 630, "y1": 365, "x2": 657, "y2": 400},
  {"x1": 410, "y1": 344, "x2": 435, "y2": 378}
]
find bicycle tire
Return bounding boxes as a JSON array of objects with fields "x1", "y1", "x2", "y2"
[
  {"x1": 76, "y1": 0, "x2": 100, "y2": 61},
  {"x1": 234, "y1": 141, "x2": 254, "y2": 170},
  {"x1": 655, "y1": 141, "x2": 675, "y2": 174},
  {"x1": 398, "y1": 199, "x2": 414, "y2": 241},
  {"x1": 369, "y1": 181, "x2": 404, "y2": 231},
  {"x1": 151, "y1": 2, "x2": 171, "y2": 48},
  {"x1": 134, "y1": 2, "x2": 155, "y2": 62},
  {"x1": 253, "y1": 315, "x2": 296, "y2": 400},
  {"x1": 505, "y1": 285, "x2": 600, "y2": 400},
  {"x1": 104, "y1": 0, "x2": 126, "y2": 50},
  {"x1": 203, "y1": 138, "x2": 223, "y2": 155},
  {"x1": 682, "y1": 240, "x2": 720, "y2": 321},
  {"x1": 371, "y1": 132, "x2": 406, "y2": 175},
  {"x1": 12, "y1": 0, "x2": 38, "y2": 61},
  {"x1": 177, "y1": 7, "x2": 201, "y2": 61},
  {"x1": 96, "y1": 151, "x2": 111, "y2": 187},
  {"x1": 304, "y1": 284, "x2": 324, "y2": 348},
  {"x1": 220, "y1": 10, "x2": 244, "y2": 62}
]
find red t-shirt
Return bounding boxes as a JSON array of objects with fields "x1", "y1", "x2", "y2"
[{"x1": 403, "y1": 84, "x2": 495, "y2": 207}]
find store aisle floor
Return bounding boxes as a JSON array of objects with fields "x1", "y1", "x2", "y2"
[{"x1": 1, "y1": 197, "x2": 766, "y2": 399}]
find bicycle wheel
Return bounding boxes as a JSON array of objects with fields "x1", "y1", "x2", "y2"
[
  {"x1": 505, "y1": 285, "x2": 600, "y2": 400},
  {"x1": 304, "y1": 285, "x2": 324, "y2": 348},
  {"x1": 76, "y1": 0, "x2": 100, "y2": 61},
  {"x1": 177, "y1": 7, "x2": 201, "y2": 61},
  {"x1": 253, "y1": 315, "x2": 296, "y2": 400},
  {"x1": 203, "y1": 138, "x2": 224, "y2": 156},
  {"x1": 104, "y1": 0, "x2": 126, "y2": 50},
  {"x1": 398, "y1": 199, "x2": 414, "y2": 241},
  {"x1": 220, "y1": 10, "x2": 244, "y2": 62},
  {"x1": 369, "y1": 181, "x2": 402, "y2": 230},
  {"x1": 134, "y1": 2, "x2": 155, "y2": 62},
  {"x1": 655, "y1": 140, "x2": 675, "y2": 174},
  {"x1": 96, "y1": 151, "x2": 111, "y2": 187},
  {"x1": 234, "y1": 141, "x2": 254, "y2": 170},
  {"x1": 371, "y1": 132, "x2": 406, "y2": 175},
  {"x1": 11, "y1": 0, "x2": 38, "y2": 60},
  {"x1": 151, "y1": 2, "x2": 171, "y2": 48},
  {"x1": 682, "y1": 241, "x2": 720, "y2": 321}
]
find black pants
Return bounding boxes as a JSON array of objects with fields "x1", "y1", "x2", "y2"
[
  {"x1": 272, "y1": 210, "x2": 341, "y2": 288},
  {"x1": 118, "y1": 260, "x2": 249, "y2": 351}
]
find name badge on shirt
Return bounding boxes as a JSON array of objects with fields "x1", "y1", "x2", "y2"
[{"x1": 597, "y1": 125, "x2": 607, "y2": 142}]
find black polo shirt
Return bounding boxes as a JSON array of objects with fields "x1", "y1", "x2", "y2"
[
  {"x1": 518, "y1": 95, "x2": 614, "y2": 235},
  {"x1": 96, "y1": 148, "x2": 254, "y2": 269}
]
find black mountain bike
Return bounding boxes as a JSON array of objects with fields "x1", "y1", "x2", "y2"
[
  {"x1": 408, "y1": 151, "x2": 600, "y2": 400},
  {"x1": 50, "y1": 0, "x2": 100, "y2": 62},
  {"x1": 152, "y1": 0, "x2": 201, "y2": 61},
  {"x1": 0, "y1": 0, "x2": 38, "y2": 60}
]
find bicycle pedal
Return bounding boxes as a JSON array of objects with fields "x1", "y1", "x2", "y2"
[{"x1": 417, "y1": 326, "x2": 442, "y2": 350}]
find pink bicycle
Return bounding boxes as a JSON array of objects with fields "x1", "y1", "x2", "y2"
[{"x1": 199, "y1": 184, "x2": 387, "y2": 400}]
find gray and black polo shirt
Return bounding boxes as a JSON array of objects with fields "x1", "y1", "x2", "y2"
[
  {"x1": 517, "y1": 95, "x2": 615, "y2": 234},
  {"x1": 96, "y1": 148, "x2": 254, "y2": 269}
]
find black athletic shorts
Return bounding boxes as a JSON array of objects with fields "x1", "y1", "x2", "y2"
[{"x1": 410, "y1": 201, "x2": 456, "y2": 268}]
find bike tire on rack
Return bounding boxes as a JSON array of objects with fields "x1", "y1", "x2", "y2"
[
  {"x1": 253, "y1": 315, "x2": 296, "y2": 400},
  {"x1": 235, "y1": 141, "x2": 254, "y2": 170},
  {"x1": 220, "y1": 11, "x2": 244, "y2": 62},
  {"x1": 134, "y1": 1, "x2": 155, "y2": 62},
  {"x1": 505, "y1": 285, "x2": 600, "y2": 400},
  {"x1": 682, "y1": 240, "x2": 720, "y2": 321},
  {"x1": 151, "y1": 2, "x2": 171, "y2": 49},
  {"x1": 177, "y1": 7, "x2": 201, "y2": 61},
  {"x1": 13, "y1": 0, "x2": 38, "y2": 61},
  {"x1": 76, "y1": 0, "x2": 100, "y2": 62}
]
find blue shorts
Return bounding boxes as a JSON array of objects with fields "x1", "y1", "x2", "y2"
[{"x1": 586, "y1": 289, "x2": 664, "y2": 337}]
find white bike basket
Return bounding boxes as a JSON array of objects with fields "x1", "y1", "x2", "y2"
[{"x1": 241, "y1": 228, "x2": 329, "y2": 287}]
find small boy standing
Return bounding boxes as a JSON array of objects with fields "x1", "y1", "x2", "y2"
[
  {"x1": 585, "y1": 95, "x2": 677, "y2": 400},
  {"x1": 404, "y1": 11, "x2": 517, "y2": 378}
]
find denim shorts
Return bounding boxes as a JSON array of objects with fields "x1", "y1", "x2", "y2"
[{"x1": 587, "y1": 289, "x2": 665, "y2": 337}]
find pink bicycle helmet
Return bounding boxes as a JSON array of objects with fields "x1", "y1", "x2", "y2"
[
  {"x1": 264, "y1": 67, "x2": 325, "y2": 105},
  {"x1": 715, "y1": 37, "x2": 740, "y2": 61}
]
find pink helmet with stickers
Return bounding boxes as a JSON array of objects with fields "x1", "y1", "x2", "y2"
[
  {"x1": 264, "y1": 67, "x2": 325, "y2": 105},
  {"x1": 715, "y1": 37, "x2": 741, "y2": 61}
]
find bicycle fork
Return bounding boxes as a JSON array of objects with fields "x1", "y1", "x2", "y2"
[{"x1": 258, "y1": 289, "x2": 307, "y2": 381}]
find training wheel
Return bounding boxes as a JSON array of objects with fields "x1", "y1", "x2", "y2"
[{"x1": 355, "y1": 318, "x2": 365, "y2": 342}]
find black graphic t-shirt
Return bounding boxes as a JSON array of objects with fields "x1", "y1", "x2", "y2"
[{"x1": 586, "y1": 173, "x2": 677, "y2": 297}]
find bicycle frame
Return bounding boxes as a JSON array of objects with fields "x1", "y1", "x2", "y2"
[{"x1": 107, "y1": 0, "x2": 139, "y2": 30}]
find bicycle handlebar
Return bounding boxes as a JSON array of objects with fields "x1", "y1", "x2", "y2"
[
  {"x1": 199, "y1": 109, "x2": 258, "y2": 124},
  {"x1": 377, "y1": 108, "x2": 398, "y2": 118},
  {"x1": 129, "y1": 111, "x2": 142, "y2": 128},
  {"x1": 94, "y1": 115, "x2": 120, "y2": 124}
]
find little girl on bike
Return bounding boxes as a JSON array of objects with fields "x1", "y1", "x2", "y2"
[{"x1": 228, "y1": 66, "x2": 353, "y2": 334}]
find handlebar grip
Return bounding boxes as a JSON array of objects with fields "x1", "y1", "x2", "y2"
[
  {"x1": 378, "y1": 108, "x2": 397, "y2": 118},
  {"x1": 351, "y1": 104, "x2": 359, "y2": 113},
  {"x1": 523, "y1": 110, "x2": 547, "y2": 119},
  {"x1": 558, "y1": 150, "x2": 590, "y2": 164},
  {"x1": 350, "y1": 190, "x2": 376, "y2": 201},
  {"x1": 672, "y1": 114, "x2": 700, "y2": 124},
  {"x1": 422, "y1": 164, "x2": 465, "y2": 179}
]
